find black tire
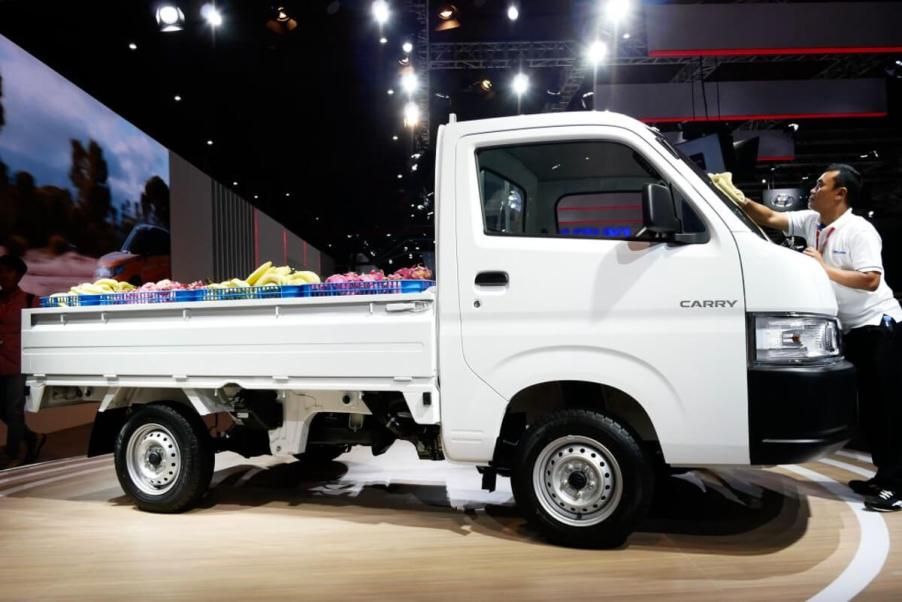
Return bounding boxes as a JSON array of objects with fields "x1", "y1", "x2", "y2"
[
  {"x1": 114, "y1": 404, "x2": 214, "y2": 513},
  {"x1": 511, "y1": 409, "x2": 654, "y2": 548},
  {"x1": 294, "y1": 444, "x2": 350, "y2": 464}
]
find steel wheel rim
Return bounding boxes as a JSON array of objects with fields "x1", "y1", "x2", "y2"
[
  {"x1": 532, "y1": 435, "x2": 623, "y2": 527},
  {"x1": 126, "y1": 423, "x2": 181, "y2": 496}
]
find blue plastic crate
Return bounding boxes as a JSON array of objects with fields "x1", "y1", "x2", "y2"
[
  {"x1": 41, "y1": 289, "x2": 204, "y2": 307},
  {"x1": 197, "y1": 285, "x2": 305, "y2": 302},
  {"x1": 301, "y1": 279, "x2": 435, "y2": 297}
]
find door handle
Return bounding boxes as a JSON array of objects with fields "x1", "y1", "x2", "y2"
[{"x1": 475, "y1": 271, "x2": 509, "y2": 286}]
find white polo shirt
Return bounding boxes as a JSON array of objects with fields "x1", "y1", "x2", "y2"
[{"x1": 785, "y1": 208, "x2": 902, "y2": 332}]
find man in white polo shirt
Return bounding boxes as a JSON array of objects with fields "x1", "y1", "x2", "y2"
[{"x1": 735, "y1": 163, "x2": 902, "y2": 511}]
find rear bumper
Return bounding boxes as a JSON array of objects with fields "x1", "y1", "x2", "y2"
[{"x1": 748, "y1": 360, "x2": 857, "y2": 465}]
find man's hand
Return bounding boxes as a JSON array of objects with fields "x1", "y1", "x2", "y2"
[{"x1": 803, "y1": 247, "x2": 827, "y2": 269}]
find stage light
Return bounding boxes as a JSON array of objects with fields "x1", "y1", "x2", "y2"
[
  {"x1": 372, "y1": 1, "x2": 390, "y2": 25},
  {"x1": 507, "y1": 5, "x2": 519, "y2": 21},
  {"x1": 156, "y1": 5, "x2": 185, "y2": 32},
  {"x1": 587, "y1": 40, "x2": 607, "y2": 66},
  {"x1": 403, "y1": 102, "x2": 420, "y2": 127},
  {"x1": 512, "y1": 73, "x2": 529, "y2": 96},
  {"x1": 201, "y1": 3, "x2": 223, "y2": 27},
  {"x1": 401, "y1": 72, "x2": 419, "y2": 95}
]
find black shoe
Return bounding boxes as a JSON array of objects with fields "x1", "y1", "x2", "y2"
[
  {"x1": 849, "y1": 478, "x2": 881, "y2": 496},
  {"x1": 865, "y1": 489, "x2": 902, "y2": 512},
  {"x1": 23, "y1": 433, "x2": 47, "y2": 465}
]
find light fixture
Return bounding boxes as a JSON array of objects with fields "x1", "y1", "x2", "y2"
[
  {"x1": 787, "y1": 122, "x2": 800, "y2": 132},
  {"x1": 400, "y1": 72, "x2": 419, "y2": 95},
  {"x1": 586, "y1": 40, "x2": 607, "y2": 66},
  {"x1": 398, "y1": 55, "x2": 411, "y2": 67},
  {"x1": 606, "y1": 0, "x2": 631, "y2": 24},
  {"x1": 266, "y1": 5, "x2": 299, "y2": 35},
  {"x1": 206, "y1": 140, "x2": 214, "y2": 146},
  {"x1": 507, "y1": 5, "x2": 519, "y2": 21},
  {"x1": 403, "y1": 102, "x2": 420, "y2": 127},
  {"x1": 479, "y1": 78, "x2": 493, "y2": 92},
  {"x1": 128, "y1": 43, "x2": 138, "y2": 50},
  {"x1": 201, "y1": 3, "x2": 223, "y2": 27},
  {"x1": 380, "y1": 36, "x2": 388, "y2": 44},
  {"x1": 622, "y1": 32, "x2": 631, "y2": 40},
  {"x1": 392, "y1": 135, "x2": 399, "y2": 141},
  {"x1": 254, "y1": 194, "x2": 259, "y2": 199},
  {"x1": 372, "y1": 0, "x2": 390, "y2": 25},
  {"x1": 232, "y1": 181, "x2": 238, "y2": 186},
  {"x1": 387, "y1": 88, "x2": 395, "y2": 95},
  {"x1": 761, "y1": 179, "x2": 767, "y2": 184},
  {"x1": 397, "y1": 174, "x2": 404, "y2": 179},
  {"x1": 437, "y1": 4, "x2": 457, "y2": 20},
  {"x1": 174, "y1": 94, "x2": 182, "y2": 101},
  {"x1": 512, "y1": 73, "x2": 529, "y2": 96},
  {"x1": 285, "y1": 192, "x2": 291, "y2": 197},
  {"x1": 402, "y1": 41, "x2": 413, "y2": 54},
  {"x1": 156, "y1": 5, "x2": 185, "y2": 32}
]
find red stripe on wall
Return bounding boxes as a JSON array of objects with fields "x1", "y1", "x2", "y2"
[
  {"x1": 282, "y1": 229, "x2": 288, "y2": 264},
  {"x1": 559, "y1": 205, "x2": 642, "y2": 212},
  {"x1": 559, "y1": 219, "x2": 643, "y2": 226},
  {"x1": 253, "y1": 209, "x2": 260, "y2": 266},
  {"x1": 640, "y1": 112, "x2": 887, "y2": 123},
  {"x1": 649, "y1": 46, "x2": 902, "y2": 57}
]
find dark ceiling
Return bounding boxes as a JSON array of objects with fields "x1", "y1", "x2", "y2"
[{"x1": 1, "y1": 0, "x2": 901, "y2": 268}]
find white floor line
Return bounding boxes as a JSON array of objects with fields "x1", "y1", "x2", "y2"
[
  {"x1": 0, "y1": 465, "x2": 112, "y2": 497},
  {"x1": 0, "y1": 456, "x2": 112, "y2": 487},
  {"x1": 836, "y1": 449, "x2": 873, "y2": 464},
  {"x1": 818, "y1": 457, "x2": 875, "y2": 480},
  {"x1": 0, "y1": 454, "x2": 101, "y2": 475},
  {"x1": 784, "y1": 464, "x2": 889, "y2": 602},
  {"x1": 235, "y1": 467, "x2": 264, "y2": 488}
]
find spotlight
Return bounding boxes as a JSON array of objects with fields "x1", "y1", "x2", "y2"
[
  {"x1": 398, "y1": 55, "x2": 411, "y2": 67},
  {"x1": 380, "y1": 36, "x2": 388, "y2": 44},
  {"x1": 128, "y1": 42, "x2": 138, "y2": 50},
  {"x1": 400, "y1": 72, "x2": 419, "y2": 95},
  {"x1": 586, "y1": 40, "x2": 607, "y2": 66},
  {"x1": 266, "y1": 5, "x2": 299, "y2": 35},
  {"x1": 155, "y1": 5, "x2": 185, "y2": 32},
  {"x1": 402, "y1": 41, "x2": 413, "y2": 54},
  {"x1": 479, "y1": 78, "x2": 493, "y2": 92},
  {"x1": 392, "y1": 135, "x2": 399, "y2": 141},
  {"x1": 174, "y1": 94, "x2": 182, "y2": 101},
  {"x1": 622, "y1": 32, "x2": 631, "y2": 40},
  {"x1": 201, "y1": 3, "x2": 223, "y2": 27},
  {"x1": 787, "y1": 122, "x2": 800, "y2": 133},
  {"x1": 437, "y1": 4, "x2": 457, "y2": 20},
  {"x1": 232, "y1": 181, "x2": 238, "y2": 186},
  {"x1": 372, "y1": 0, "x2": 390, "y2": 25},
  {"x1": 507, "y1": 5, "x2": 519, "y2": 21},
  {"x1": 403, "y1": 102, "x2": 420, "y2": 127},
  {"x1": 206, "y1": 139, "x2": 214, "y2": 146},
  {"x1": 436, "y1": 3, "x2": 461, "y2": 30},
  {"x1": 606, "y1": 0, "x2": 631, "y2": 24},
  {"x1": 512, "y1": 73, "x2": 529, "y2": 96},
  {"x1": 387, "y1": 88, "x2": 395, "y2": 95}
]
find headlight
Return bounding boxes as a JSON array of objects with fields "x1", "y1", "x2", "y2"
[{"x1": 753, "y1": 315, "x2": 841, "y2": 364}]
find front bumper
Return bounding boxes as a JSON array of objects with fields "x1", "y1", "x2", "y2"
[{"x1": 748, "y1": 360, "x2": 857, "y2": 465}]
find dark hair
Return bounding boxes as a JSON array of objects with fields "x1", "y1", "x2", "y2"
[
  {"x1": 826, "y1": 163, "x2": 862, "y2": 207},
  {"x1": 0, "y1": 254, "x2": 28, "y2": 276}
]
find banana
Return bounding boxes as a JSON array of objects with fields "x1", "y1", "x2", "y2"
[
  {"x1": 271, "y1": 266, "x2": 292, "y2": 276},
  {"x1": 93, "y1": 278, "x2": 119, "y2": 289},
  {"x1": 117, "y1": 282, "x2": 136, "y2": 292},
  {"x1": 255, "y1": 272, "x2": 287, "y2": 287},
  {"x1": 290, "y1": 271, "x2": 321, "y2": 284},
  {"x1": 228, "y1": 278, "x2": 250, "y2": 288},
  {"x1": 246, "y1": 261, "x2": 273, "y2": 286}
]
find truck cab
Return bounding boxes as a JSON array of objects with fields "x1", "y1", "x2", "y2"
[{"x1": 21, "y1": 111, "x2": 856, "y2": 549}]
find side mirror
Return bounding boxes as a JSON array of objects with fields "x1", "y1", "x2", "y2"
[{"x1": 642, "y1": 183, "x2": 680, "y2": 235}]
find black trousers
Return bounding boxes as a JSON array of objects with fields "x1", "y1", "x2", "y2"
[
  {"x1": 844, "y1": 320, "x2": 902, "y2": 489},
  {"x1": 0, "y1": 374, "x2": 35, "y2": 458}
]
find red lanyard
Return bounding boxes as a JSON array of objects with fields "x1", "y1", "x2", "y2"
[{"x1": 815, "y1": 226, "x2": 835, "y2": 254}]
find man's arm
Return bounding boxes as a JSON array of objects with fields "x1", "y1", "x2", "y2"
[
  {"x1": 803, "y1": 248, "x2": 881, "y2": 291},
  {"x1": 741, "y1": 198, "x2": 790, "y2": 233}
]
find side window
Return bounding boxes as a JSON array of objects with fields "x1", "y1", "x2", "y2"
[
  {"x1": 475, "y1": 139, "x2": 702, "y2": 241},
  {"x1": 480, "y1": 169, "x2": 526, "y2": 234}
]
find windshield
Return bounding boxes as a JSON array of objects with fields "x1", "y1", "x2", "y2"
[{"x1": 652, "y1": 132, "x2": 769, "y2": 241}]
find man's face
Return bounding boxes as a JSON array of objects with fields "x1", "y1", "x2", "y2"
[
  {"x1": 808, "y1": 170, "x2": 846, "y2": 213},
  {"x1": 0, "y1": 265, "x2": 22, "y2": 291}
]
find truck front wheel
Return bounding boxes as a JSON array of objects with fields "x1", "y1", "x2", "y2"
[
  {"x1": 511, "y1": 409, "x2": 653, "y2": 548},
  {"x1": 114, "y1": 404, "x2": 214, "y2": 513}
]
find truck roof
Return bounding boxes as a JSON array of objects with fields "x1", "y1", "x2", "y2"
[{"x1": 440, "y1": 111, "x2": 652, "y2": 139}]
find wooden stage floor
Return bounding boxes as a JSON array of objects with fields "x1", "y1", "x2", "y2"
[{"x1": 0, "y1": 438, "x2": 899, "y2": 600}]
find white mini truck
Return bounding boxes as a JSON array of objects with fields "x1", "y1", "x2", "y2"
[{"x1": 22, "y1": 112, "x2": 856, "y2": 548}]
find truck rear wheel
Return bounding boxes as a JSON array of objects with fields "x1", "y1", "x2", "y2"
[
  {"x1": 114, "y1": 404, "x2": 214, "y2": 513},
  {"x1": 511, "y1": 409, "x2": 653, "y2": 548}
]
